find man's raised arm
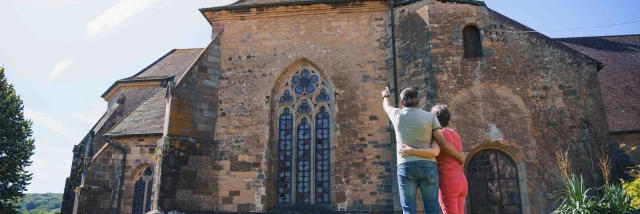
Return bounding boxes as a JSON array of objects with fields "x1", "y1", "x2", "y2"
[
  {"x1": 382, "y1": 87, "x2": 393, "y2": 113},
  {"x1": 433, "y1": 129, "x2": 465, "y2": 164}
]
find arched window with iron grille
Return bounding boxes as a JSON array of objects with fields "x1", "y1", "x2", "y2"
[{"x1": 466, "y1": 150, "x2": 522, "y2": 214}]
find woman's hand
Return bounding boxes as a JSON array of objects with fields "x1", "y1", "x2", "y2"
[{"x1": 398, "y1": 144, "x2": 412, "y2": 157}]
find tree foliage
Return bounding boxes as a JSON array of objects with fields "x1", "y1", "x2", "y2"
[
  {"x1": 0, "y1": 67, "x2": 36, "y2": 213},
  {"x1": 16, "y1": 193, "x2": 62, "y2": 214}
]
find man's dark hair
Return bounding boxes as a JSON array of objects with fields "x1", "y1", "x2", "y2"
[
  {"x1": 431, "y1": 105, "x2": 451, "y2": 127},
  {"x1": 400, "y1": 88, "x2": 420, "y2": 107}
]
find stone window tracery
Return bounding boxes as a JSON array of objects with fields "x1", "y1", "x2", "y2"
[
  {"x1": 467, "y1": 150, "x2": 522, "y2": 214},
  {"x1": 276, "y1": 68, "x2": 332, "y2": 205},
  {"x1": 132, "y1": 166, "x2": 153, "y2": 214}
]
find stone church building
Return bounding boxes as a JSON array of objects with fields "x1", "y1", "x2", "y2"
[{"x1": 61, "y1": 0, "x2": 614, "y2": 213}]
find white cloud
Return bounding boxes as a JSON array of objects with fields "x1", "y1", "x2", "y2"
[
  {"x1": 86, "y1": 0, "x2": 160, "y2": 38},
  {"x1": 70, "y1": 112, "x2": 98, "y2": 124},
  {"x1": 24, "y1": 107, "x2": 80, "y2": 143},
  {"x1": 49, "y1": 57, "x2": 74, "y2": 84}
]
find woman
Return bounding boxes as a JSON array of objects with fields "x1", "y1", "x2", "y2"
[{"x1": 399, "y1": 105, "x2": 467, "y2": 214}]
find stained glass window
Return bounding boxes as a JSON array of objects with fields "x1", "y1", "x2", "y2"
[
  {"x1": 316, "y1": 89, "x2": 330, "y2": 102},
  {"x1": 276, "y1": 68, "x2": 332, "y2": 205},
  {"x1": 277, "y1": 108, "x2": 293, "y2": 204},
  {"x1": 467, "y1": 150, "x2": 522, "y2": 214},
  {"x1": 315, "y1": 106, "x2": 331, "y2": 204},
  {"x1": 297, "y1": 100, "x2": 312, "y2": 113},
  {"x1": 297, "y1": 118, "x2": 312, "y2": 204},
  {"x1": 132, "y1": 178, "x2": 145, "y2": 214},
  {"x1": 132, "y1": 166, "x2": 154, "y2": 214},
  {"x1": 145, "y1": 179, "x2": 153, "y2": 213}
]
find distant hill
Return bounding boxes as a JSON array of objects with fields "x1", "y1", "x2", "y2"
[{"x1": 16, "y1": 193, "x2": 62, "y2": 214}]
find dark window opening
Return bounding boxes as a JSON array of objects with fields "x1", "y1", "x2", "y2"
[
  {"x1": 463, "y1": 25, "x2": 483, "y2": 58},
  {"x1": 467, "y1": 150, "x2": 522, "y2": 214},
  {"x1": 132, "y1": 166, "x2": 153, "y2": 214}
]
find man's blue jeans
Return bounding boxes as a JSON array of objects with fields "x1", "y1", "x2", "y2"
[{"x1": 397, "y1": 160, "x2": 440, "y2": 214}]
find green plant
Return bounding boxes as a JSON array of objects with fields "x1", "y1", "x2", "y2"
[
  {"x1": 595, "y1": 184, "x2": 635, "y2": 213},
  {"x1": 0, "y1": 67, "x2": 36, "y2": 213},
  {"x1": 623, "y1": 177, "x2": 640, "y2": 209},
  {"x1": 553, "y1": 175, "x2": 597, "y2": 214},
  {"x1": 619, "y1": 142, "x2": 640, "y2": 211}
]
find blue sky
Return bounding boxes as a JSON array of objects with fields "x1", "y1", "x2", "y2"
[{"x1": 0, "y1": 0, "x2": 638, "y2": 194}]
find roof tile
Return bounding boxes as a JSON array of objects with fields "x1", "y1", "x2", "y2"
[
  {"x1": 122, "y1": 48, "x2": 203, "y2": 81},
  {"x1": 557, "y1": 35, "x2": 640, "y2": 132},
  {"x1": 106, "y1": 88, "x2": 167, "y2": 136}
]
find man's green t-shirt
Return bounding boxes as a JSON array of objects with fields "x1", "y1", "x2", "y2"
[{"x1": 387, "y1": 107, "x2": 442, "y2": 165}]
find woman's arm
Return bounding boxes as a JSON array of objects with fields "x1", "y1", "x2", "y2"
[
  {"x1": 433, "y1": 129, "x2": 465, "y2": 164},
  {"x1": 398, "y1": 140, "x2": 441, "y2": 158}
]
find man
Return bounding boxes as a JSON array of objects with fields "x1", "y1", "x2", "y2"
[{"x1": 382, "y1": 87, "x2": 465, "y2": 214}]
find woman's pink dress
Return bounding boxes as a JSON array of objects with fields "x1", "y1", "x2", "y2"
[{"x1": 436, "y1": 128, "x2": 468, "y2": 214}]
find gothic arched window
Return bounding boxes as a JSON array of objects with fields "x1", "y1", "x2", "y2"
[
  {"x1": 276, "y1": 68, "x2": 332, "y2": 205},
  {"x1": 467, "y1": 150, "x2": 522, "y2": 214},
  {"x1": 132, "y1": 166, "x2": 153, "y2": 214},
  {"x1": 463, "y1": 25, "x2": 482, "y2": 58}
]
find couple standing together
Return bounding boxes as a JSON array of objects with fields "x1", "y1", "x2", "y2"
[{"x1": 382, "y1": 87, "x2": 468, "y2": 214}]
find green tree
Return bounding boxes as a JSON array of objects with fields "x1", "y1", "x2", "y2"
[
  {"x1": 0, "y1": 67, "x2": 36, "y2": 213},
  {"x1": 16, "y1": 193, "x2": 62, "y2": 214}
]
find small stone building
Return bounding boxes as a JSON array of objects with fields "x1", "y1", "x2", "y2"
[{"x1": 61, "y1": 0, "x2": 614, "y2": 213}]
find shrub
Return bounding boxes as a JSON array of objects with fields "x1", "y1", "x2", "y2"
[
  {"x1": 553, "y1": 175, "x2": 597, "y2": 214},
  {"x1": 623, "y1": 177, "x2": 640, "y2": 209},
  {"x1": 596, "y1": 184, "x2": 635, "y2": 213}
]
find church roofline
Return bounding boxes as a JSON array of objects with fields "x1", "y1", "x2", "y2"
[
  {"x1": 553, "y1": 33, "x2": 640, "y2": 40},
  {"x1": 100, "y1": 48, "x2": 202, "y2": 98},
  {"x1": 486, "y1": 8, "x2": 604, "y2": 71},
  {"x1": 100, "y1": 76, "x2": 173, "y2": 98},
  {"x1": 199, "y1": 0, "x2": 376, "y2": 13},
  {"x1": 199, "y1": 0, "x2": 484, "y2": 24},
  {"x1": 200, "y1": 0, "x2": 484, "y2": 13}
]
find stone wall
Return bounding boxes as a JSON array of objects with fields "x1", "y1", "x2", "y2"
[
  {"x1": 73, "y1": 185, "x2": 112, "y2": 214},
  {"x1": 73, "y1": 135, "x2": 160, "y2": 214},
  {"x1": 106, "y1": 83, "x2": 163, "y2": 113},
  {"x1": 115, "y1": 136, "x2": 160, "y2": 214},
  {"x1": 65, "y1": 1, "x2": 615, "y2": 213},
  {"x1": 74, "y1": 143, "x2": 122, "y2": 214},
  {"x1": 154, "y1": 36, "x2": 222, "y2": 212},
  {"x1": 202, "y1": 1, "x2": 395, "y2": 212},
  {"x1": 61, "y1": 144, "x2": 84, "y2": 214},
  {"x1": 394, "y1": 1, "x2": 610, "y2": 213}
]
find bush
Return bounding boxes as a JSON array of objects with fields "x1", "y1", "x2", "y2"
[
  {"x1": 623, "y1": 177, "x2": 640, "y2": 209},
  {"x1": 596, "y1": 184, "x2": 635, "y2": 214},
  {"x1": 553, "y1": 175, "x2": 596, "y2": 214},
  {"x1": 553, "y1": 148, "x2": 638, "y2": 213}
]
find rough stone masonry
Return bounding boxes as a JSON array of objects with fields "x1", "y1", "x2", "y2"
[{"x1": 62, "y1": 0, "x2": 613, "y2": 213}]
